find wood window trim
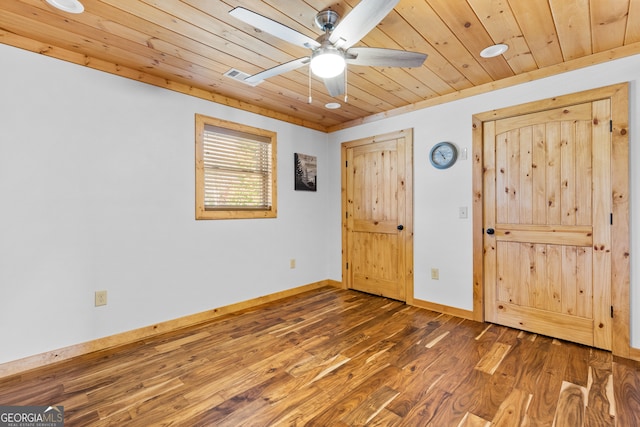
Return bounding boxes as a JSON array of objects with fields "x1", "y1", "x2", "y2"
[
  {"x1": 195, "y1": 114, "x2": 277, "y2": 220},
  {"x1": 471, "y1": 83, "x2": 631, "y2": 358}
]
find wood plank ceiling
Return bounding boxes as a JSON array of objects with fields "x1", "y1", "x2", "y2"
[{"x1": 1, "y1": 0, "x2": 639, "y2": 132}]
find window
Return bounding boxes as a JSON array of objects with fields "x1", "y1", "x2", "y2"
[{"x1": 195, "y1": 114, "x2": 277, "y2": 219}]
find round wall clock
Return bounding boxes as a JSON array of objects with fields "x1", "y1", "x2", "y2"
[{"x1": 429, "y1": 142, "x2": 458, "y2": 169}]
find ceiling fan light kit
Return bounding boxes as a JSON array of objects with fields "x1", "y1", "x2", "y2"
[
  {"x1": 228, "y1": 0, "x2": 427, "y2": 101},
  {"x1": 310, "y1": 47, "x2": 346, "y2": 79}
]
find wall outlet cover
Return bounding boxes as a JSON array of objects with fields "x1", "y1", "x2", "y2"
[{"x1": 95, "y1": 290, "x2": 107, "y2": 306}]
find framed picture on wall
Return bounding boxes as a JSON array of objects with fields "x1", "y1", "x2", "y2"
[{"x1": 294, "y1": 153, "x2": 317, "y2": 192}]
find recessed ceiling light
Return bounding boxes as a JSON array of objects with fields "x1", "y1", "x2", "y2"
[
  {"x1": 480, "y1": 43, "x2": 508, "y2": 58},
  {"x1": 325, "y1": 102, "x2": 341, "y2": 109},
  {"x1": 45, "y1": 0, "x2": 84, "y2": 14}
]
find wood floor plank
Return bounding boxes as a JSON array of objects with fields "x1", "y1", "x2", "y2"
[
  {"x1": 342, "y1": 385, "x2": 399, "y2": 425},
  {"x1": 368, "y1": 407, "x2": 403, "y2": 426},
  {"x1": 585, "y1": 348, "x2": 616, "y2": 426},
  {"x1": 565, "y1": 341, "x2": 592, "y2": 387},
  {"x1": 456, "y1": 368, "x2": 515, "y2": 422},
  {"x1": 457, "y1": 412, "x2": 491, "y2": 426},
  {"x1": 493, "y1": 335, "x2": 552, "y2": 394},
  {"x1": 475, "y1": 342, "x2": 512, "y2": 375},
  {"x1": 525, "y1": 339, "x2": 570, "y2": 426},
  {"x1": 384, "y1": 351, "x2": 448, "y2": 418},
  {"x1": 406, "y1": 321, "x2": 503, "y2": 426},
  {"x1": 554, "y1": 381, "x2": 588, "y2": 427},
  {"x1": 0, "y1": 287, "x2": 638, "y2": 426},
  {"x1": 306, "y1": 365, "x2": 402, "y2": 425},
  {"x1": 267, "y1": 333, "x2": 401, "y2": 424},
  {"x1": 395, "y1": 387, "x2": 453, "y2": 426},
  {"x1": 491, "y1": 387, "x2": 533, "y2": 426},
  {"x1": 612, "y1": 357, "x2": 640, "y2": 426}
]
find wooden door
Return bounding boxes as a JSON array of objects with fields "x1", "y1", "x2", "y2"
[
  {"x1": 342, "y1": 130, "x2": 413, "y2": 302},
  {"x1": 483, "y1": 101, "x2": 613, "y2": 349}
]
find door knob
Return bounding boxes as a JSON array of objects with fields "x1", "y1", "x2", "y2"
[
  {"x1": 397, "y1": 225, "x2": 404, "y2": 231},
  {"x1": 486, "y1": 228, "x2": 495, "y2": 235}
]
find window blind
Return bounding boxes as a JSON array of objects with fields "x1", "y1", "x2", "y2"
[{"x1": 202, "y1": 124, "x2": 272, "y2": 210}]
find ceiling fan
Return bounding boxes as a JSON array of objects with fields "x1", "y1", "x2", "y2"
[{"x1": 229, "y1": 0, "x2": 427, "y2": 98}]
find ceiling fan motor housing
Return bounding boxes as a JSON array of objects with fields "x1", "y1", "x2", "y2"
[{"x1": 315, "y1": 10, "x2": 340, "y2": 32}]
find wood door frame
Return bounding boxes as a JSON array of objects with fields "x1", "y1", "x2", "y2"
[
  {"x1": 341, "y1": 129, "x2": 415, "y2": 304},
  {"x1": 471, "y1": 83, "x2": 631, "y2": 358}
]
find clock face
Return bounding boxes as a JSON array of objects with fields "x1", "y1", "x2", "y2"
[{"x1": 429, "y1": 142, "x2": 457, "y2": 169}]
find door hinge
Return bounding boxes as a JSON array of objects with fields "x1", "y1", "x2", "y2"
[
  {"x1": 346, "y1": 262, "x2": 349, "y2": 270},
  {"x1": 611, "y1": 306, "x2": 614, "y2": 318},
  {"x1": 610, "y1": 213, "x2": 613, "y2": 225},
  {"x1": 345, "y1": 160, "x2": 348, "y2": 167},
  {"x1": 346, "y1": 212, "x2": 348, "y2": 219},
  {"x1": 610, "y1": 120, "x2": 613, "y2": 132}
]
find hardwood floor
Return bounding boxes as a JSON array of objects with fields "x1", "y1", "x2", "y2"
[{"x1": 1, "y1": 287, "x2": 640, "y2": 426}]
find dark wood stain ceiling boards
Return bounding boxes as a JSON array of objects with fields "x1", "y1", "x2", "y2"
[{"x1": 2, "y1": 0, "x2": 639, "y2": 132}]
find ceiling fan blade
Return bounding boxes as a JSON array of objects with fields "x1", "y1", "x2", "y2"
[
  {"x1": 229, "y1": 7, "x2": 321, "y2": 49},
  {"x1": 323, "y1": 72, "x2": 346, "y2": 97},
  {"x1": 346, "y1": 47, "x2": 427, "y2": 67},
  {"x1": 244, "y1": 57, "x2": 310, "y2": 84},
  {"x1": 329, "y1": 0, "x2": 399, "y2": 49}
]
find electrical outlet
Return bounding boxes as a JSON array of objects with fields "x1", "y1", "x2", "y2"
[
  {"x1": 290, "y1": 259, "x2": 296, "y2": 269},
  {"x1": 95, "y1": 290, "x2": 107, "y2": 307},
  {"x1": 431, "y1": 268, "x2": 439, "y2": 280}
]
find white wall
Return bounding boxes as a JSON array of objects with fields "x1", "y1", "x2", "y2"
[
  {"x1": 328, "y1": 54, "x2": 639, "y2": 347},
  {"x1": 0, "y1": 44, "x2": 331, "y2": 364}
]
